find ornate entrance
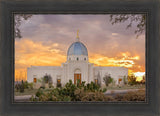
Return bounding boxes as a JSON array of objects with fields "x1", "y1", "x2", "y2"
[
  {"x1": 74, "y1": 74, "x2": 81, "y2": 84},
  {"x1": 74, "y1": 68, "x2": 81, "y2": 84}
]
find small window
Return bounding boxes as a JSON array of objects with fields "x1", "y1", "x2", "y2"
[
  {"x1": 69, "y1": 58, "x2": 71, "y2": 60},
  {"x1": 77, "y1": 57, "x2": 79, "y2": 61},
  {"x1": 57, "y1": 79, "x2": 61, "y2": 87},
  {"x1": 57, "y1": 79, "x2": 61, "y2": 83},
  {"x1": 33, "y1": 78, "x2": 37, "y2": 83},
  {"x1": 84, "y1": 58, "x2": 86, "y2": 60},
  {"x1": 118, "y1": 78, "x2": 122, "y2": 84},
  {"x1": 95, "y1": 79, "x2": 98, "y2": 85}
]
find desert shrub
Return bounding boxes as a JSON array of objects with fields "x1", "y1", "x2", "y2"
[
  {"x1": 42, "y1": 74, "x2": 53, "y2": 88},
  {"x1": 36, "y1": 88, "x2": 44, "y2": 97},
  {"x1": 15, "y1": 81, "x2": 27, "y2": 92},
  {"x1": 28, "y1": 82, "x2": 33, "y2": 90},
  {"x1": 57, "y1": 83, "x2": 62, "y2": 88},
  {"x1": 103, "y1": 74, "x2": 113, "y2": 86},
  {"x1": 23, "y1": 81, "x2": 29, "y2": 89},
  {"x1": 30, "y1": 79, "x2": 145, "y2": 102},
  {"x1": 114, "y1": 89, "x2": 145, "y2": 101},
  {"x1": 19, "y1": 80, "x2": 24, "y2": 93},
  {"x1": 128, "y1": 74, "x2": 138, "y2": 85},
  {"x1": 138, "y1": 76, "x2": 145, "y2": 84},
  {"x1": 63, "y1": 96, "x2": 72, "y2": 101},
  {"x1": 74, "y1": 88, "x2": 108, "y2": 101},
  {"x1": 81, "y1": 92, "x2": 107, "y2": 101},
  {"x1": 39, "y1": 94, "x2": 50, "y2": 101},
  {"x1": 102, "y1": 88, "x2": 107, "y2": 93},
  {"x1": 114, "y1": 94, "x2": 124, "y2": 101},
  {"x1": 15, "y1": 81, "x2": 30, "y2": 93},
  {"x1": 76, "y1": 79, "x2": 81, "y2": 87},
  {"x1": 123, "y1": 90, "x2": 145, "y2": 101},
  {"x1": 15, "y1": 83, "x2": 21, "y2": 92},
  {"x1": 105, "y1": 95, "x2": 115, "y2": 101},
  {"x1": 31, "y1": 80, "x2": 108, "y2": 102},
  {"x1": 49, "y1": 85, "x2": 54, "y2": 88}
]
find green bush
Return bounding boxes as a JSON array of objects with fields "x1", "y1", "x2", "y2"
[
  {"x1": 23, "y1": 81, "x2": 29, "y2": 89},
  {"x1": 19, "y1": 80, "x2": 24, "y2": 93},
  {"x1": 15, "y1": 83, "x2": 21, "y2": 92},
  {"x1": 103, "y1": 74, "x2": 113, "y2": 86},
  {"x1": 30, "y1": 80, "x2": 145, "y2": 102},
  {"x1": 28, "y1": 82, "x2": 33, "y2": 90},
  {"x1": 15, "y1": 80, "x2": 28, "y2": 92},
  {"x1": 31, "y1": 80, "x2": 107, "y2": 102},
  {"x1": 128, "y1": 75, "x2": 138, "y2": 85},
  {"x1": 56, "y1": 83, "x2": 61, "y2": 88},
  {"x1": 36, "y1": 88, "x2": 44, "y2": 97}
]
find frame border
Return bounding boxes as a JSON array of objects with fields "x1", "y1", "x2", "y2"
[
  {"x1": 0, "y1": 0, "x2": 159, "y2": 116},
  {"x1": 11, "y1": 12, "x2": 148, "y2": 105}
]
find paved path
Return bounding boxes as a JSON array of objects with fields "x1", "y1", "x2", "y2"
[
  {"x1": 14, "y1": 95, "x2": 33, "y2": 102},
  {"x1": 104, "y1": 89, "x2": 144, "y2": 96}
]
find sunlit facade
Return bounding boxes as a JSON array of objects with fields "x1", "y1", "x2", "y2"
[{"x1": 27, "y1": 32, "x2": 128, "y2": 87}]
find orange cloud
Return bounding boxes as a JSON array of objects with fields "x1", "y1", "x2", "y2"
[
  {"x1": 15, "y1": 39, "x2": 145, "y2": 81},
  {"x1": 15, "y1": 39, "x2": 66, "y2": 81},
  {"x1": 89, "y1": 52, "x2": 144, "y2": 74}
]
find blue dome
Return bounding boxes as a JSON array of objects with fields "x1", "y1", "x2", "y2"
[{"x1": 67, "y1": 41, "x2": 88, "y2": 56}]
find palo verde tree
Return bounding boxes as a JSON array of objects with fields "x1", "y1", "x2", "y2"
[
  {"x1": 110, "y1": 14, "x2": 146, "y2": 38},
  {"x1": 14, "y1": 14, "x2": 32, "y2": 38}
]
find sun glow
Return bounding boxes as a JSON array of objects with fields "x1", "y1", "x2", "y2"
[{"x1": 134, "y1": 72, "x2": 145, "y2": 82}]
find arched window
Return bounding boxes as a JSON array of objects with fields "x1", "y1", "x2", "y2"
[
  {"x1": 77, "y1": 57, "x2": 79, "y2": 61},
  {"x1": 33, "y1": 75, "x2": 37, "y2": 83},
  {"x1": 84, "y1": 58, "x2": 86, "y2": 60},
  {"x1": 33, "y1": 78, "x2": 37, "y2": 83}
]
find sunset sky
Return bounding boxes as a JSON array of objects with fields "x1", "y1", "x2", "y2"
[{"x1": 15, "y1": 15, "x2": 145, "y2": 81}]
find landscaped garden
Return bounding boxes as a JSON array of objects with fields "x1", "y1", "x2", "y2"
[{"x1": 14, "y1": 75, "x2": 146, "y2": 102}]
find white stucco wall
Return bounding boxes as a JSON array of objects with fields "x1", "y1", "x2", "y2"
[
  {"x1": 27, "y1": 63, "x2": 128, "y2": 87},
  {"x1": 94, "y1": 66, "x2": 128, "y2": 85},
  {"x1": 27, "y1": 66, "x2": 62, "y2": 86},
  {"x1": 64, "y1": 60, "x2": 89, "y2": 83}
]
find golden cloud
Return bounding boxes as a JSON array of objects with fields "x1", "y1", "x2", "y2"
[
  {"x1": 89, "y1": 52, "x2": 144, "y2": 73},
  {"x1": 15, "y1": 39, "x2": 145, "y2": 81},
  {"x1": 15, "y1": 39, "x2": 66, "y2": 81}
]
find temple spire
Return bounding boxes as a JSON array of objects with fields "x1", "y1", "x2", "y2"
[{"x1": 76, "y1": 29, "x2": 79, "y2": 41}]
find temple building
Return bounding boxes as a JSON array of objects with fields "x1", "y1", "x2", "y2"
[{"x1": 27, "y1": 31, "x2": 128, "y2": 87}]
